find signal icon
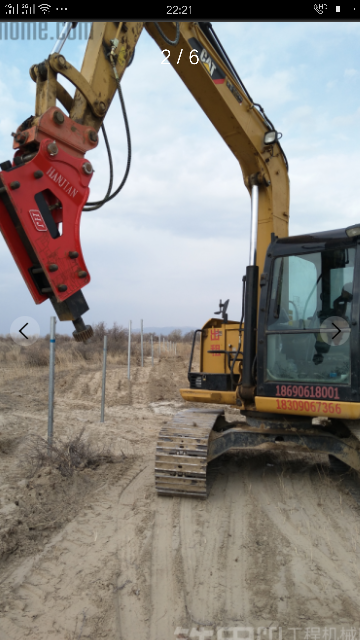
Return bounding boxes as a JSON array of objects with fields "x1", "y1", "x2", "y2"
[{"x1": 38, "y1": 3, "x2": 51, "y2": 12}]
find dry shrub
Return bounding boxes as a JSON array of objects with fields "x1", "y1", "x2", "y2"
[
  {"x1": 24, "y1": 343, "x2": 49, "y2": 367},
  {"x1": 94, "y1": 321, "x2": 128, "y2": 354},
  {"x1": 21, "y1": 427, "x2": 121, "y2": 478},
  {"x1": 181, "y1": 330, "x2": 194, "y2": 343},
  {"x1": 61, "y1": 322, "x2": 129, "y2": 363},
  {"x1": 0, "y1": 341, "x2": 22, "y2": 365},
  {"x1": 167, "y1": 329, "x2": 183, "y2": 342},
  {"x1": 75, "y1": 341, "x2": 99, "y2": 362},
  {"x1": 55, "y1": 345, "x2": 84, "y2": 368}
]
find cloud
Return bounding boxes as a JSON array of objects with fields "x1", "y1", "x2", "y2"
[
  {"x1": 326, "y1": 80, "x2": 337, "y2": 90},
  {"x1": 345, "y1": 68, "x2": 358, "y2": 77},
  {"x1": 0, "y1": 62, "x2": 36, "y2": 147},
  {"x1": 77, "y1": 221, "x2": 248, "y2": 327},
  {"x1": 330, "y1": 106, "x2": 360, "y2": 128},
  {"x1": 288, "y1": 152, "x2": 360, "y2": 237},
  {"x1": 241, "y1": 70, "x2": 296, "y2": 109},
  {"x1": 84, "y1": 137, "x2": 248, "y2": 241}
]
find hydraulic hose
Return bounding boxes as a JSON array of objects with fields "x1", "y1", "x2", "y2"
[
  {"x1": 154, "y1": 22, "x2": 180, "y2": 46},
  {"x1": 83, "y1": 63, "x2": 131, "y2": 210}
]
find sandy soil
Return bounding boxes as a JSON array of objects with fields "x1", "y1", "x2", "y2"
[{"x1": 1, "y1": 351, "x2": 360, "y2": 639}]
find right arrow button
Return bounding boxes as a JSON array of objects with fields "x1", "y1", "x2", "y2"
[
  {"x1": 320, "y1": 316, "x2": 350, "y2": 347},
  {"x1": 331, "y1": 322, "x2": 341, "y2": 340}
]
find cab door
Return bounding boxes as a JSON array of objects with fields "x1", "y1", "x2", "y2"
[{"x1": 257, "y1": 244, "x2": 358, "y2": 406}]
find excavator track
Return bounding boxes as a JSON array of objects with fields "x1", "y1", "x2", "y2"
[
  {"x1": 155, "y1": 409, "x2": 224, "y2": 498},
  {"x1": 337, "y1": 420, "x2": 360, "y2": 450},
  {"x1": 346, "y1": 424, "x2": 360, "y2": 444}
]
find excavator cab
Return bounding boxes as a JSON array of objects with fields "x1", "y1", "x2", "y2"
[
  {"x1": 257, "y1": 226, "x2": 359, "y2": 412},
  {"x1": 182, "y1": 225, "x2": 359, "y2": 415}
]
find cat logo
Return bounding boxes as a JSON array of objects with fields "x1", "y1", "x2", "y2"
[
  {"x1": 189, "y1": 37, "x2": 225, "y2": 85},
  {"x1": 200, "y1": 47, "x2": 216, "y2": 77}
]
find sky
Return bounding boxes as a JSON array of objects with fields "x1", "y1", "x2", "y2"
[{"x1": 0, "y1": 20, "x2": 360, "y2": 337}]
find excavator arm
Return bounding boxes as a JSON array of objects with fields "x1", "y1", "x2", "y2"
[{"x1": 0, "y1": 21, "x2": 289, "y2": 341}]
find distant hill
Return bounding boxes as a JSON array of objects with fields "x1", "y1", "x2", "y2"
[{"x1": 132, "y1": 326, "x2": 197, "y2": 336}]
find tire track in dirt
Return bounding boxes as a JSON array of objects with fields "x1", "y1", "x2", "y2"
[
  {"x1": 177, "y1": 457, "x2": 250, "y2": 629},
  {"x1": 130, "y1": 358, "x2": 153, "y2": 407},
  {"x1": 113, "y1": 455, "x2": 253, "y2": 639},
  {"x1": 249, "y1": 453, "x2": 360, "y2": 624},
  {"x1": 148, "y1": 495, "x2": 186, "y2": 637},
  {"x1": 114, "y1": 461, "x2": 155, "y2": 638},
  {"x1": 113, "y1": 456, "x2": 202, "y2": 639},
  {"x1": 114, "y1": 459, "x2": 192, "y2": 639}
]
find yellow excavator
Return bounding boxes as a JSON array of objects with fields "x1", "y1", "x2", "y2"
[{"x1": 1, "y1": 21, "x2": 360, "y2": 498}]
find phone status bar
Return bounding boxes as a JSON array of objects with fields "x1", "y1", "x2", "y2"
[{"x1": 0, "y1": 3, "x2": 359, "y2": 19}]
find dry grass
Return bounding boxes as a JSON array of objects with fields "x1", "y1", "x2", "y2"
[
  {"x1": 20, "y1": 427, "x2": 121, "y2": 479},
  {"x1": 0, "y1": 322, "x2": 199, "y2": 377}
]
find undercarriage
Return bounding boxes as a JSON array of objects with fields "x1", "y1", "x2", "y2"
[{"x1": 155, "y1": 409, "x2": 360, "y2": 498}]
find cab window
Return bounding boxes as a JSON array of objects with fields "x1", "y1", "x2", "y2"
[{"x1": 266, "y1": 247, "x2": 355, "y2": 384}]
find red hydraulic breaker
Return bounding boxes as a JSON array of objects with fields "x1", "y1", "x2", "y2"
[{"x1": 0, "y1": 106, "x2": 98, "y2": 341}]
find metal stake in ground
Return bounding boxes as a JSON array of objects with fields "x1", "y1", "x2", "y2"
[
  {"x1": 128, "y1": 320, "x2": 132, "y2": 380},
  {"x1": 151, "y1": 335, "x2": 154, "y2": 366},
  {"x1": 141, "y1": 319, "x2": 144, "y2": 367},
  {"x1": 100, "y1": 335, "x2": 107, "y2": 423},
  {"x1": 48, "y1": 316, "x2": 56, "y2": 451},
  {"x1": 158, "y1": 335, "x2": 160, "y2": 357}
]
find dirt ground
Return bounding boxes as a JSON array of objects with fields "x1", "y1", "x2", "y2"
[{"x1": 1, "y1": 347, "x2": 360, "y2": 640}]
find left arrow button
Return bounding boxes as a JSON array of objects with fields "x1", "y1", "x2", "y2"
[
  {"x1": 10, "y1": 317, "x2": 40, "y2": 346},
  {"x1": 19, "y1": 323, "x2": 29, "y2": 339}
]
